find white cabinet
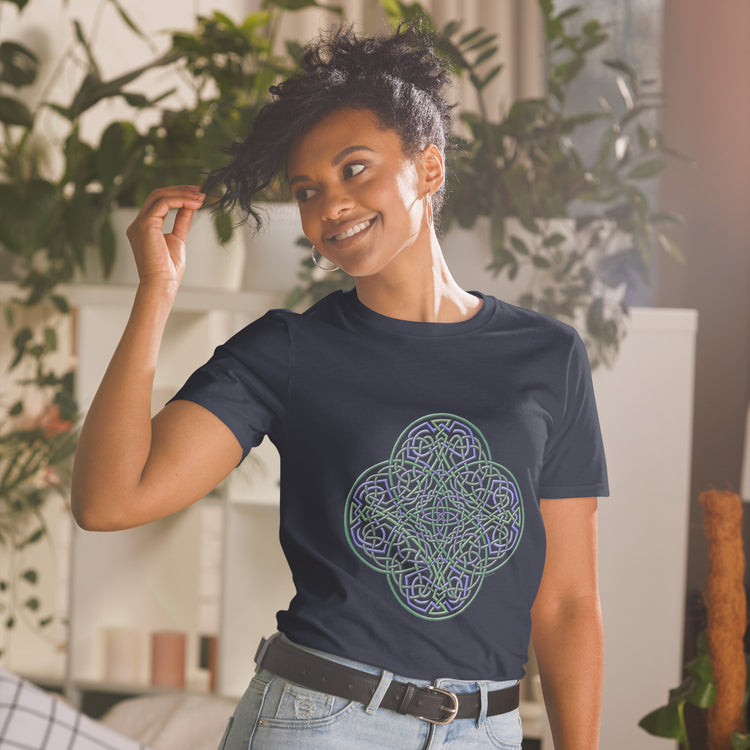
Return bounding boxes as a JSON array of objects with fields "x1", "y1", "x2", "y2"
[
  {"x1": 594, "y1": 308, "x2": 697, "y2": 750},
  {"x1": 517, "y1": 308, "x2": 698, "y2": 750}
]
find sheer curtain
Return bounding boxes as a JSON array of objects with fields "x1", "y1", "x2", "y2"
[{"x1": 275, "y1": 0, "x2": 544, "y2": 115}]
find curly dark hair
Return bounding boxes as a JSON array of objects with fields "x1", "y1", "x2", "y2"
[{"x1": 202, "y1": 23, "x2": 455, "y2": 230}]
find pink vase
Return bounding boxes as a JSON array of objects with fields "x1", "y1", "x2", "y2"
[{"x1": 150, "y1": 631, "x2": 186, "y2": 689}]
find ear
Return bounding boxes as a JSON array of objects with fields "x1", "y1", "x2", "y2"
[{"x1": 419, "y1": 144, "x2": 445, "y2": 198}]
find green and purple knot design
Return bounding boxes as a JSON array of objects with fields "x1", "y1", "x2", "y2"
[{"x1": 345, "y1": 413, "x2": 523, "y2": 620}]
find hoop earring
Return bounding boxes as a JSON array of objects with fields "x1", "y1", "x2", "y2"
[
  {"x1": 311, "y1": 246, "x2": 339, "y2": 272},
  {"x1": 425, "y1": 195, "x2": 434, "y2": 229}
]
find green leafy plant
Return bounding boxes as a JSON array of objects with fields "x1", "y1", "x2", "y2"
[
  {"x1": 418, "y1": 0, "x2": 685, "y2": 366},
  {"x1": 0, "y1": 382, "x2": 77, "y2": 655},
  {"x1": 0, "y1": 0, "x2": 176, "y2": 292},
  {"x1": 639, "y1": 631, "x2": 750, "y2": 750},
  {"x1": 1, "y1": 284, "x2": 78, "y2": 654}
]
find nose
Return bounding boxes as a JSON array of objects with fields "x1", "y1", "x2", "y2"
[{"x1": 320, "y1": 184, "x2": 354, "y2": 221}]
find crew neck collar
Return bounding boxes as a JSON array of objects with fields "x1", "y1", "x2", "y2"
[{"x1": 342, "y1": 288, "x2": 495, "y2": 337}]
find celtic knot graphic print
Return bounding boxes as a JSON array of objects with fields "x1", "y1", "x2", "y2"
[{"x1": 344, "y1": 414, "x2": 523, "y2": 620}]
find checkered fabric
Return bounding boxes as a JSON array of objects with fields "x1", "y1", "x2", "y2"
[{"x1": 0, "y1": 667, "x2": 149, "y2": 750}]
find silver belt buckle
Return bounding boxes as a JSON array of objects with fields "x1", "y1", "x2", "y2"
[{"x1": 417, "y1": 685, "x2": 459, "y2": 725}]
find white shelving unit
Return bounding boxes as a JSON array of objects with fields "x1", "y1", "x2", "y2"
[{"x1": 64, "y1": 284, "x2": 296, "y2": 703}]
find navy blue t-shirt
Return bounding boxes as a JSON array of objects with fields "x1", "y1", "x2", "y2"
[{"x1": 171, "y1": 289, "x2": 609, "y2": 681}]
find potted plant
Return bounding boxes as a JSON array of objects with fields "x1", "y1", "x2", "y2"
[
  {"x1": 639, "y1": 630, "x2": 750, "y2": 750},
  {"x1": 288, "y1": 0, "x2": 688, "y2": 368}
]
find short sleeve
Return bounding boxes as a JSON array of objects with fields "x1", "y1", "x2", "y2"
[
  {"x1": 168, "y1": 310, "x2": 291, "y2": 462},
  {"x1": 539, "y1": 332, "x2": 609, "y2": 499}
]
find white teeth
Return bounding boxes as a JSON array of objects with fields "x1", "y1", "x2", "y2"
[{"x1": 332, "y1": 219, "x2": 373, "y2": 241}]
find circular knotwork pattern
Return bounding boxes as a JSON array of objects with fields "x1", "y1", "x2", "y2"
[{"x1": 345, "y1": 414, "x2": 523, "y2": 620}]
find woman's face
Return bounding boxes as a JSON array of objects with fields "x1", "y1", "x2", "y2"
[{"x1": 286, "y1": 107, "x2": 438, "y2": 279}]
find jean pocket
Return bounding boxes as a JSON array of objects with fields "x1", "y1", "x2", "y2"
[
  {"x1": 484, "y1": 709, "x2": 523, "y2": 750},
  {"x1": 276, "y1": 683, "x2": 335, "y2": 720},
  {"x1": 261, "y1": 680, "x2": 357, "y2": 729}
]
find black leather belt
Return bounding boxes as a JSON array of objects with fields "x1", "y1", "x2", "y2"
[{"x1": 254, "y1": 636, "x2": 520, "y2": 725}]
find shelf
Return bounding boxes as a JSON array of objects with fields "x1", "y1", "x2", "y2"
[
  {"x1": 73, "y1": 678, "x2": 184, "y2": 696},
  {"x1": 19, "y1": 672, "x2": 66, "y2": 690},
  {"x1": 0, "y1": 281, "x2": 285, "y2": 314},
  {"x1": 68, "y1": 504, "x2": 216, "y2": 686}
]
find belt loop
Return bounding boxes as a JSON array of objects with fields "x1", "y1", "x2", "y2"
[
  {"x1": 476, "y1": 682, "x2": 489, "y2": 728},
  {"x1": 254, "y1": 632, "x2": 279, "y2": 667},
  {"x1": 365, "y1": 669, "x2": 394, "y2": 715}
]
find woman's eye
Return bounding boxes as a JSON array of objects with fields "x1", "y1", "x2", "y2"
[
  {"x1": 295, "y1": 187, "x2": 316, "y2": 203},
  {"x1": 344, "y1": 163, "x2": 366, "y2": 179}
]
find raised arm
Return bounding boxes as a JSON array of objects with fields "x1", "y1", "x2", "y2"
[
  {"x1": 530, "y1": 496, "x2": 603, "y2": 749},
  {"x1": 70, "y1": 187, "x2": 243, "y2": 532}
]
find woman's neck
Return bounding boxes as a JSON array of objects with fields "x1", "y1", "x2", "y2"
[{"x1": 353, "y1": 232, "x2": 482, "y2": 323}]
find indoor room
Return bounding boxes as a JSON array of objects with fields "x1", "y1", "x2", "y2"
[{"x1": 1, "y1": 1, "x2": 748, "y2": 748}]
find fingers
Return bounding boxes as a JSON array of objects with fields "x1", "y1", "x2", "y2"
[
  {"x1": 129, "y1": 186, "x2": 205, "y2": 234},
  {"x1": 125, "y1": 186, "x2": 208, "y2": 288},
  {"x1": 171, "y1": 205, "x2": 197, "y2": 243}
]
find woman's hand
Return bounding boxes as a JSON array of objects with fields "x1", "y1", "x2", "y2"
[{"x1": 125, "y1": 186, "x2": 206, "y2": 289}]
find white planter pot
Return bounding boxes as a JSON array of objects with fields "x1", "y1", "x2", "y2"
[
  {"x1": 242, "y1": 202, "x2": 308, "y2": 293},
  {"x1": 442, "y1": 217, "x2": 578, "y2": 300},
  {"x1": 441, "y1": 216, "x2": 626, "y2": 303},
  {"x1": 441, "y1": 217, "x2": 528, "y2": 300},
  {"x1": 78, "y1": 208, "x2": 247, "y2": 291}
]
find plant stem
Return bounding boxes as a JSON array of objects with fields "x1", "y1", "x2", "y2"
[{"x1": 678, "y1": 699, "x2": 690, "y2": 750}]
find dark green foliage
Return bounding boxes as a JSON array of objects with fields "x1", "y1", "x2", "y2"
[{"x1": 639, "y1": 631, "x2": 750, "y2": 749}]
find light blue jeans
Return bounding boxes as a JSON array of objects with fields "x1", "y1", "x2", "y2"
[{"x1": 218, "y1": 635, "x2": 523, "y2": 750}]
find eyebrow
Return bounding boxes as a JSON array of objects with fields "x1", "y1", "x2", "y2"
[{"x1": 288, "y1": 145, "x2": 375, "y2": 187}]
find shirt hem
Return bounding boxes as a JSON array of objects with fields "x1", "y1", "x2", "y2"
[{"x1": 539, "y1": 484, "x2": 610, "y2": 499}]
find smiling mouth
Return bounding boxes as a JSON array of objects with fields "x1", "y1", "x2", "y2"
[{"x1": 329, "y1": 217, "x2": 376, "y2": 242}]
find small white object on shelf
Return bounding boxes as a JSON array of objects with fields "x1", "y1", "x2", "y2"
[{"x1": 103, "y1": 627, "x2": 144, "y2": 685}]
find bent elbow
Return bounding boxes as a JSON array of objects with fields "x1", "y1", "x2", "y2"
[
  {"x1": 70, "y1": 489, "x2": 126, "y2": 532},
  {"x1": 71, "y1": 495, "x2": 104, "y2": 531}
]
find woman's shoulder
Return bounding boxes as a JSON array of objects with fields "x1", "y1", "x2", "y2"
[
  {"x1": 226, "y1": 290, "x2": 348, "y2": 345},
  {"x1": 484, "y1": 293, "x2": 582, "y2": 346}
]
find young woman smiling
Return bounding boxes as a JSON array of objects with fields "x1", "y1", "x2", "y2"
[{"x1": 71, "y1": 24, "x2": 608, "y2": 750}]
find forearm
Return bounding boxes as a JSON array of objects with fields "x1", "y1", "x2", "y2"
[
  {"x1": 531, "y1": 594, "x2": 603, "y2": 749},
  {"x1": 71, "y1": 281, "x2": 177, "y2": 529}
]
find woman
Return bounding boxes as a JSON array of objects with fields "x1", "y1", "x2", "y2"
[{"x1": 71, "y1": 24, "x2": 608, "y2": 750}]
